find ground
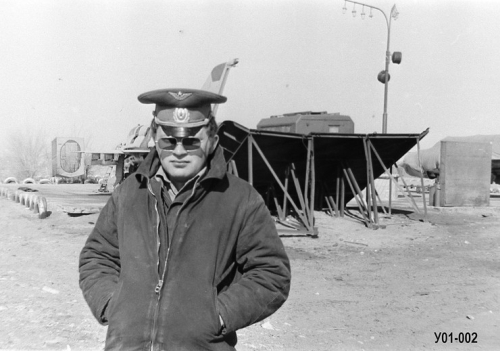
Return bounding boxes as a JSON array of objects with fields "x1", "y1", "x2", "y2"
[{"x1": 0, "y1": 184, "x2": 499, "y2": 351}]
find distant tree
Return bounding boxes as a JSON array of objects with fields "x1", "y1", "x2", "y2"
[
  {"x1": 0, "y1": 153, "x2": 15, "y2": 181},
  {"x1": 4, "y1": 128, "x2": 51, "y2": 180}
]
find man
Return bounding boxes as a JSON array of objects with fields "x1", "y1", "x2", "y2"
[{"x1": 79, "y1": 88, "x2": 291, "y2": 350}]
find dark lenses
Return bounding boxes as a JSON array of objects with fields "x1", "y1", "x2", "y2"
[
  {"x1": 158, "y1": 137, "x2": 201, "y2": 151},
  {"x1": 181, "y1": 137, "x2": 201, "y2": 150}
]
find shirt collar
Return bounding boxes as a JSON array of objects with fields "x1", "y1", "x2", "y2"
[{"x1": 154, "y1": 165, "x2": 207, "y2": 196}]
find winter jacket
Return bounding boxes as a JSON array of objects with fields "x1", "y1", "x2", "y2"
[{"x1": 79, "y1": 146, "x2": 291, "y2": 351}]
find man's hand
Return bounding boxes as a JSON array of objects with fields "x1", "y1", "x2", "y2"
[{"x1": 219, "y1": 315, "x2": 225, "y2": 334}]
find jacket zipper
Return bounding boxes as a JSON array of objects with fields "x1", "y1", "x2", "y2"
[
  {"x1": 147, "y1": 179, "x2": 200, "y2": 350},
  {"x1": 148, "y1": 182, "x2": 167, "y2": 351}
]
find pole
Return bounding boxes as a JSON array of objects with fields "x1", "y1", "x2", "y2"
[
  {"x1": 382, "y1": 19, "x2": 391, "y2": 134},
  {"x1": 344, "y1": 1, "x2": 397, "y2": 134}
]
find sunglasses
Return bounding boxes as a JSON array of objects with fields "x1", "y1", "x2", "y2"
[{"x1": 157, "y1": 137, "x2": 201, "y2": 151}]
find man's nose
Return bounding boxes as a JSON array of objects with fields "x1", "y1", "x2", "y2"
[{"x1": 172, "y1": 142, "x2": 188, "y2": 155}]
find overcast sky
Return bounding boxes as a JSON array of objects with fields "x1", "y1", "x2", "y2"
[{"x1": 0, "y1": 0, "x2": 499, "y2": 152}]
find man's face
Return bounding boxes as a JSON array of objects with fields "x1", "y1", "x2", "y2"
[{"x1": 154, "y1": 125, "x2": 218, "y2": 188}]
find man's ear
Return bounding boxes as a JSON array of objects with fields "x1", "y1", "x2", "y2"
[{"x1": 150, "y1": 130, "x2": 157, "y2": 146}]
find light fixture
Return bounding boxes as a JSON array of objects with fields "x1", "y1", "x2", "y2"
[
  {"x1": 369, "y1": 7, "x2": 373, "y2": 18},
  {"x1": 342, "y1": 0, "x2": 347, "y2": 14},
  {"x1": 352, "y1": 3, "x2": 356, "y2": 17},
  {"x1": 361, "y1": 5, "x2": 366, "y2": 19}
]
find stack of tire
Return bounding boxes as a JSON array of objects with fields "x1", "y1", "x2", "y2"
[{"x1": 0, "y1": 183, "x2": 49, "y2": 219}]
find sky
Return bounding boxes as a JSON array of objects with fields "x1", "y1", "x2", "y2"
[{"x1": 1, "y1": 0, "x2": 499, "y2": 153}]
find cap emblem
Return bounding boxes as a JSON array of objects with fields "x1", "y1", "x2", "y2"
[
  {"x1": 172, "y1": 108, "x2": 190, "y2": 123},
  {"x1": 169, "y1": 91, "x2": 192, "y2": 101}
]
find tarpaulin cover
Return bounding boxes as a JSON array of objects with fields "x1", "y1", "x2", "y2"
[{"x1": 218, "y1": 121, "x2": 427, "y2": 209}]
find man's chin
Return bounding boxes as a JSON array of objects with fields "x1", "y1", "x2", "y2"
[{"x1": 167, "y1": 172, "x2": 191, "y2": 184}]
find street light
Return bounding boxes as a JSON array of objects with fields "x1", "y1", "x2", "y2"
[{"x1": 343, "y1": 0, "x2": 401, "y2": 134}]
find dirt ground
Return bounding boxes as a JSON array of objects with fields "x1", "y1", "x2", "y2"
[{"x1": 1, "y1": 185, "x2": 499, "y2": 351}]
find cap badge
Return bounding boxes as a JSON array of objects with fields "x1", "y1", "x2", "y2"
[
  {"x1": 173, "y1": 108, "x2": 190, "y2": 123},
  {"x1": 169, "y1": 91, "x2": 192, "y2": 101}
]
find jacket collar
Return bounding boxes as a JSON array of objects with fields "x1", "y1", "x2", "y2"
[{"x1": 135, "y1": 145, "x2": 227, "y2": 185}]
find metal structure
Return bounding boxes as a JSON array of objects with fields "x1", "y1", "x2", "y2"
[
  {"x1": 218, "y1": 121, "x2": 428, "y2": 236},
  {"x1": 343, "y1": 0, "x2": 400, "y2": 133},
  {"x1": 51, "y1": 137, "x2": 85, "y2": 178}
]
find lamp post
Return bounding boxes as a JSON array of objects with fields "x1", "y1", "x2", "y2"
[{"x1": 343, "y1": 0, "x2": 400, "y2": 134}]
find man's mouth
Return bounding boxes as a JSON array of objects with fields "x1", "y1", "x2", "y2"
[{"x1": 171, "y1": 160, "x2": 189, "y2": 167}]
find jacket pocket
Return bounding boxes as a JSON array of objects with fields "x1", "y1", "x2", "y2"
[
  {"x1": 105, "y1": 280, "x2": 123, "y2": 322},
  {"x1": 212, "y1": 286, "x2": 223, "y2": 336}
]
